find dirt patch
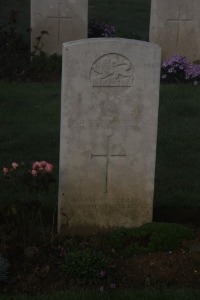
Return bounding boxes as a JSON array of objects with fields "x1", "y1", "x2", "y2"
[{"x1": 1, "y1": 224, "x2": 200, "y2": 295}]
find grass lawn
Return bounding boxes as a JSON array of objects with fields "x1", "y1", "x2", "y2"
[
  {"x1": 0, "y1": 82, "x2": 60, "y2": 210},
  {"x1": 0, "y1": 82, "x2": 60, "y2": 164},
  {"x1": 155, "y1": 84, "x2": 200, "y2": 208},
  {"x1": 1, "y1": 82, "x2": 200, "y2": 209}
]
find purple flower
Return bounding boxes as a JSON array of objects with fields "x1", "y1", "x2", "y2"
[
  {"x1": 110, "y1": 283, "x2": 116, "y2": 289},
  {"x1": 185, "y1": 63, "x2": 200, "y2": 79},
  {"x1": 100, "y1": 270, "x2": 106, "y2": 278},
  {"x1": 161, "y1": 55, "x2": 188, "y2": 69},
  {"x1": 161, "y1": 54, "x2": 200, "y2": 84},
  {"x1": 88, "y1": 21, "x2": 116, "y2": 38}
]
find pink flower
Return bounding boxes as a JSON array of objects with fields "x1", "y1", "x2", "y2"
[
  {"x1": 11, "y1": 162, "x2": 19, "y2": 169},
  {"x1": 32, "y1": 161, "x2": 40, "y2": 170},
  {"x1": 41, "y1": 161, "x2": 47, "y2": 167},
  {"x1": 3, "y1": 167, "x2": 9, "y2": 174},
  {"x1": 44, "y1": 163, "x2": 53, "y2": 173},
  {"x1": 31, "y1": 169, "x2": 38, "y2": 177}
]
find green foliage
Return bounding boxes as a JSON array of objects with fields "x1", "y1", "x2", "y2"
[
  {"x1": 154, "y1": 84, "x2": 200, "y2": 208},
  {"x1": 108, "y1": 222, "x2": 194, "y2": 256},
  {"x1": 0, "y1": 10, "x2": 29, "y2": 80},
  {"x1": 64, "y1": 248, "x2": 108, "y2": 283},
  {"x1": 30, "y1": 52, "x2": 61, "y2": 74},
  {"x1": 0, "y1": 255, "x2": 9, "y2": 282},
  {"x1": 1, "y1": 161, "x2": 56, "y2": 247},
  {"x1": 28, "y1": 52, "x2": 62, "y2": 81},
  {"x1": 0, "y1": 11, "x2": 61, "y2": 81}
]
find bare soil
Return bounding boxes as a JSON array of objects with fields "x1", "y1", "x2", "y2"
[{"x1": 1, "y1": 210, "x2": 200, "y2": 295}]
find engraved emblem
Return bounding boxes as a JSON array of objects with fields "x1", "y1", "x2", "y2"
[{"x1": 90, "y1": 53, "x2": 134, "y2": 87}]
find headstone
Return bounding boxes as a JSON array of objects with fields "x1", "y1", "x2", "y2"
[
  {"x1": 149, "y1": 0, "x2": 200, "y2": 61},
  {"x1": 31, "y1": 0, "x2": 88, "y2": 55},
  {"x1": 58, "y1": 38, "x2": 161, "y2": 233}
]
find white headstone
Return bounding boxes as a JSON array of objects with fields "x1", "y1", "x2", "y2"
[
  {"x1": 58, "y1": 38, "x2": 161, "y2": 233},
  {"x1": 150, "y1": 0, "x2": 200, "y2": 61},
  {"x1": 31, "y1": 0, "x2": 88, "y2": 55}
]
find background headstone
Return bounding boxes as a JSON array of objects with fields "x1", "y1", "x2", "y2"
[
  {"x1": 31, "y1": 0, "x2": 88, "y2": 55},
  {"x1": 58, "y1": 38, "x2": 161, "y2": 233},
  {"x1": 149, "y1": 0, "x2": 200, "y2": 61}
]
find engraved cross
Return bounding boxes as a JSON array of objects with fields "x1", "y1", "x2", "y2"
[
  {"x1": 167, "y1": 5, "x2": 193, "y2": 50},
  {"x1": 91, "y1": 136, "x2": 126, "y2": 194},
  {"x1": 47, "y1": 0, "x2": 73, "y2": 45}
]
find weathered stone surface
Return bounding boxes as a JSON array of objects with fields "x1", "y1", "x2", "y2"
[
  {"x1": 150, "y1": 0, "x2": 200, "y2": 61},
  {"x1": 58, "y1": 38, "x2": 161, "y2": 233},
  {"x1": 31, "y1": 0, "x2": 88, "y2": 55}
]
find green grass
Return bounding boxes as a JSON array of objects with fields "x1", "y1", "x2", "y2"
[
  {"x1": 0, "y1": 82, "x2": 60, "y2": 162},
  {"x1": 1, "y1": 289, "x2": 200, "y2": 300},
  {"x1": 154, "y1": 84, "x2": 200, "y2": 207},
  {"x1": 0, "y1": 82, "x2": 60, "y2": 209},
  {"x1": 1, "y1": 83, "x2": 200, "y2": 209}
]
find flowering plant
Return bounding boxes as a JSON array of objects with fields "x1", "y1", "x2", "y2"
[
  {"x1": 161, "y1": 54, "x2": 200, "y2": 85},
  {"x1": 88, "y1": 21, "x2": 116, "y2": 38},
  {"x1": 185, "y1": 63, "x2": 200, "y2": 85},
  {"x1": 1, "y1": 160, "x2": 55, "y2": 246},
  {"x1": 3, "y1": 160, "x2": 54, "y2": 192}
]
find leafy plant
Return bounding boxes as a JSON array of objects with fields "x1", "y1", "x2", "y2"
[
  {"x1": 108, "y1": 222, "x2": 194, "y2": 256},
  {"x1": 1, "y1": 161, "x2": 55, "y2": 246},
  {"x1": 31, "y1": 30, "x2": 49, "y2": 56},
  {"x1": 64, "y1": 248, "x2": 108, "y2": 283},
  {"x1": 28, "y1": 52, "x2": 62, "y2": 81},
  {"x1": 2, "y1": 161, "x2": 54, "y2": 192},
  {"x1": 0, "y1": 255, "x2": 9, "y2": 283},
  {"x1": 0, "y1": 11, "x2": 61, "y2": 81}
]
